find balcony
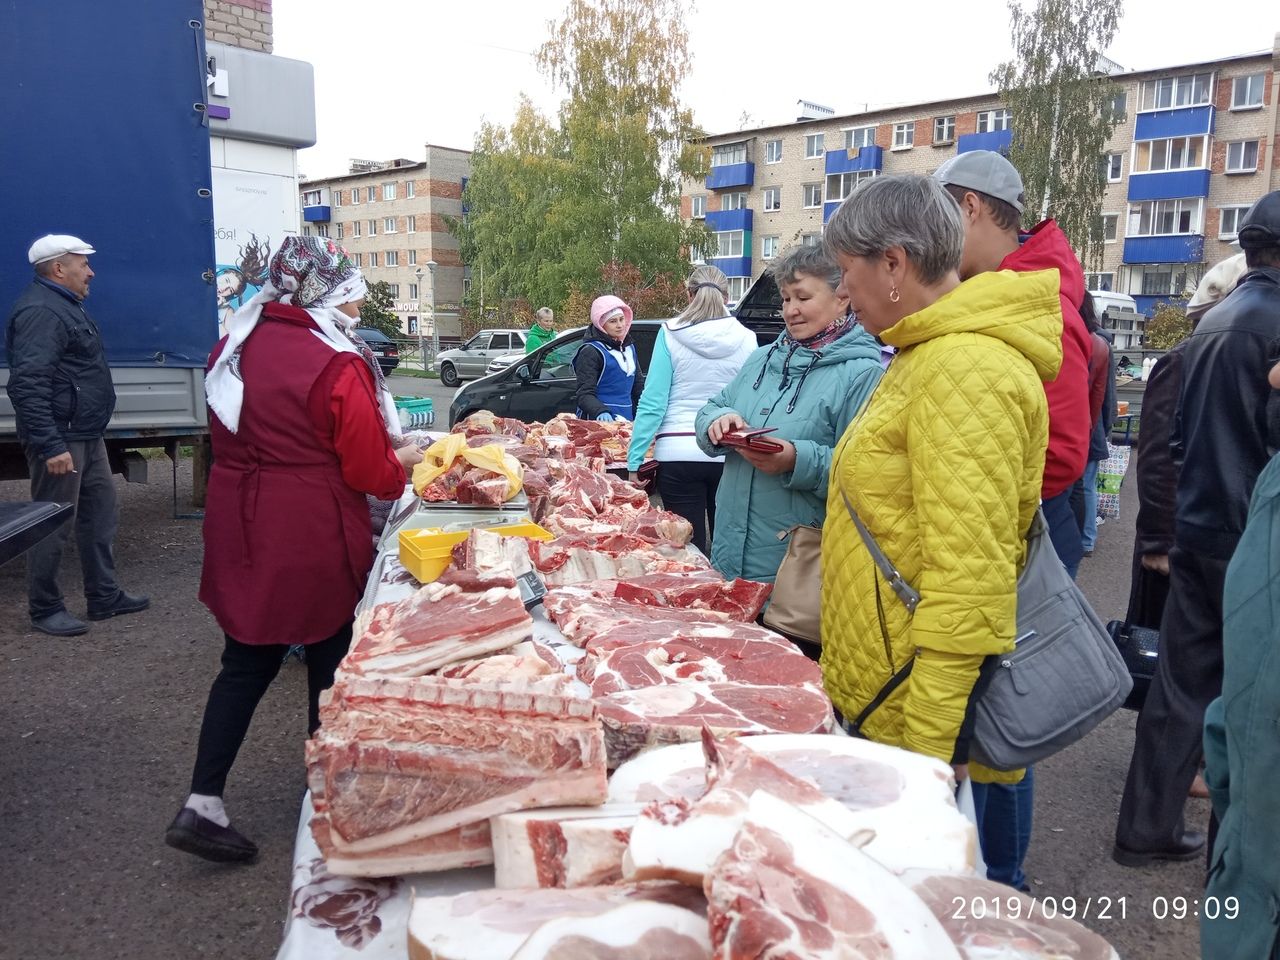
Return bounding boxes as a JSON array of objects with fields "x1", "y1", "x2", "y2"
[
  {"x1": 1134, "y1": 105, "x2": 1215, "y2": 140},
  {"x1": 823, "y1": 201, "x2": 841, "y2": 223},
  {"x1": 956, "y1": 129, "x2": 1013, "y2": 155},
  {"x1": 705, "y1": 209, "x2": 752, "y2": 233},
  {"x1": 1127, "y1": 169, "x2": 1211, "y2": 202},
  {"x1": 825, "y1": 145, "x2": 884, "y2": 175},
  {"x1": 706, "y1": 161, "x2": 755, "y2": 190},
  {"x1": 710, "y1": 255, "x2": 753, "y2": 278},
  {"x1": 302, "y1": 204, "x2": 331, "y2": 223},
  {"x1": 1123, "y1": 235, "x2": 1204, "y2": 264}
]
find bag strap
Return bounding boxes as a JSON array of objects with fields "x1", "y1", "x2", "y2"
[{"x1": 841, "y1": 491, "x2": 921, "y2": 614}]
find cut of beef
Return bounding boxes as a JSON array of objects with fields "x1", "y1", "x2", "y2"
[
  {"x1": 451, "y1": 528, "x2": 535, "y2": 577},
  {"x1": 614, "y1": 573, "x2": 772, "y2": 621},
  {"x1": 541, "y1": 595, "x2": 732, "y2": 644},
  {"x1": 491, "y1": 803, "x2": 645, "y2": 889},
  {"x1": 347, "y1": 568, "x2": 531, "y2": 676},
  {"x1": 529, "y1": 536, "x2": 708, "y2": 588},
  {"x1": 542, "y1": 504, "x2": 694, "y2": 546},
  {"x1": 901, "y1": 870, "x2": 1120, "y2": 959},
  {"x1": 306, "y1": 676, "x2": 606, "y2": 863},
  {"x1": 421, "y1": 460, "x2": 468, "y2": 501},
  {"x1": 456, "y1": 467, "x2": 512, "y2": 506},
  {"x1": 594, "y1": 681, "x2": 835, "y2": 767},
  {"x1": 311, "y1": 816, "x2": 493, "y2": 877},
  {"x1": 509, "y1": 901, "x2": 712, "y2": 960},
  {"x1": 408, "y1": 882, "x2": 705, "y2": 960},
  {"x1": 438, "y1": 639, "x2": 568, "y2": 693},
  {"x1": 705, "y1": 792, "x2": 962, "y2": 959}
]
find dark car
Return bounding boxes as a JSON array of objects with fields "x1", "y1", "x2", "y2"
[
  {"x1": 354, "y1": 327, "x2": 400, "y2": 376},
  {"x1": 448, "y1": 274, "x2": 785, "y2": 427}
]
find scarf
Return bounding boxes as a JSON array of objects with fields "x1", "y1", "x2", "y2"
[
  {"x1": 206, "y1": 236, "x2": 400, "y2": 436},
  {"x1": 783, "y1": 310, "x2": 856, "y2": 350}
]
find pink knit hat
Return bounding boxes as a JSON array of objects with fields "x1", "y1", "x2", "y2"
[{"x1": 589, "y1": 295, "x2": 634, "y2": 340}]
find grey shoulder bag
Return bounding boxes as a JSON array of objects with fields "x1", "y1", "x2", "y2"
[{"x1": 843, "y1": 496, "x2": 1132, "y2": 771}]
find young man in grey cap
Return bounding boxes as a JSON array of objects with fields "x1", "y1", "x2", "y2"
[
  {"x1": 934, "y1": 150, "x2": 1092, "y2": 894},
  {"x1": 5, "y1": 234, "x2": 149, "y2": 636},
  {"x1": 1113, "y1": 190, "x2": 1280, "y2": 868}
]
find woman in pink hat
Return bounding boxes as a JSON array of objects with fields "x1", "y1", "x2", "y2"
[{"x1": 573, "y1": 294, "x2": 644, "y2": 421}]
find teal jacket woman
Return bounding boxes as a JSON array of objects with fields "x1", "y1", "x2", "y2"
[
  {"x1": 694, "y1": 246, "x2": 882, "y2": 583},
  {"x1": 1202, "y1": 451, "x2": 1280, "y2": 959}
]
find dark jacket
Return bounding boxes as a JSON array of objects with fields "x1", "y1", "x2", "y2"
[
  {"x1": 5, "y1": 279, "x2": 116, "y2": 459},
  {"x1": 1201, "y1": 452, "x2": 1280, "y2": 960},
  {"x1": 572, "y1": 324, "x2": 645, "y2": 419},
  {"x1": 1171, "y1": 266, "x2": 1280, "y2": 558}
]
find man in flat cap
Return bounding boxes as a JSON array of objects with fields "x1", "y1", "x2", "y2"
[
  {"x1": 1114, "y1": 190, "x2": 1280, "y2": 868},
  {"x1": 5, "y1": 234, "x2": 148, "y2": 636}
]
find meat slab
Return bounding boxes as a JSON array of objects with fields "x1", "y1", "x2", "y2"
[
  {"x1": 439, "y1": 640, "x2": 565, "y2": 690},
  {"x1": 705, "y1": 792, "x2": 963, "y2": 959},
  {"x1": 541, "y1": 594, "x2": 737, "y2": 645},
  {"x1": 310, "y1": 817, "x2": 493, "y2": 878},
  {"x1": 529, "y1": 535, "x2": 709, "y2": 587},
  {"x1": 542, "y1": 503, "x2": 694, "y2": 546},
  {"x1": 306, "y1": 676, "x2": 606, "y2": 871},
  {"x1": 492, "y1": 803, "x2": 645, "y2": 889},
  {"x1": 408, "y1": 882, "x2": 705, "y2": 960},
  {"x1": 510, "y1": 901, "x2": 712, "y2": 960},
  {"x1": 541, "y1": 570, "x2": 771, "y2": 621}
]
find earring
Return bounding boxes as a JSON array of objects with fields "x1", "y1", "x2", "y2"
[{"x1": 889, "y1": 286, "x2": 901, "y2": 304}]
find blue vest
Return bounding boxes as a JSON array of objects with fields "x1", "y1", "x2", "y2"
[{"x1": 577, "y1": 340, "x2": 637, "y2": 419}]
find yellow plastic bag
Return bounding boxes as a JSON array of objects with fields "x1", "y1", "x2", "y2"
[{"x1": 412, "y1": 434, "x2": 524, "y2": 501}]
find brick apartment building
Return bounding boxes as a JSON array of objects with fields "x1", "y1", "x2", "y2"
[
  {"x1": 298, "y1": 147, "x2": 471, "y2": 339},
  {"x1": 684, "y1": 34, "x2": 1280, "y2": 320}
]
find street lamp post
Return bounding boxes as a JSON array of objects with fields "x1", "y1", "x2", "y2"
[
  {"x1": 414, "y1": 267, "x2": 425, "y2": 371},
  {"x1": 425, "y1": 259, "x2": 439, "y2": 366}
]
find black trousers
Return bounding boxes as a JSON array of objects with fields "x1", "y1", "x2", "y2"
[
  {"x1": 189, "y1": 624, "x2": 352, "y2": 797},
  {"x1": 1115, "y1": 544, "x2": 1228, "y2": 851},
  {"x1": 1043, "y1": 486, "x2": 1084, "y2": 579},
  {"x1": 658, "y1": 460, "x2": 723, "y2": 557}
]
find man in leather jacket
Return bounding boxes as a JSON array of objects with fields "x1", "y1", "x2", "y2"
[
  {"x1": 5, "y1": 235, "x2": 149, "y2": 636},
  {"x1": 1114, "y1": 191, "x2": 1280, "y2": 867}
]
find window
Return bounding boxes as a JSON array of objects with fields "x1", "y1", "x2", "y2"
[
  {"x1": 1220, "y1": 205, "x2": 1250, "y2": 239},
  {"x1": 409, "y1": 282, "x2": 419, "y2": 300},
  {"x1": 1085, "y1": 272, "x2": 1115, "y2": 292},
  {"x1": 405, "y1": 180, "x2": 416, "y2": 198},
  {"x1": 368, "y1": 252, "x2": 378, "y2": 267},
  {"x1": 1131, "y1": 135, "x2": 1207, "y2": 173},
  {"x1": 1127, "y1": 198, "x2": 1203, "y2": 236},
  {"x1": 763, "y1": 187, "x2": 781, "y2": 212},
  {"x1": 491, "y1": 334, "x2": 512, "y2": 351},
  {"x1": 351, "y1": 188, "x2": 360, "y2": 204},
  {"x1": 802, "y1": 183, "x2": 823, "y2": 208},
  {"x1": 761, "y1": 236, "x2": 780, "y2": 260},
  {"x1": 353, "y1": 252, "x2": 362, "y2": 267},
  {"x1": 893, "y1": 123, "x2": 915, "y2": 149},
  {"x1": 825, "y1": 170, "x2": 876, "y2": 202},
  {"x1": 801, "y1": 233, "x2": 821, "y2": 248},
  {"x1": 302, "y1": 189, "x2": 321, "y2": 205},
  {"x1": 384, "y1": 217, "x2": 397, "y2": 233},
  {"x1": 316, "y1": 224, "x2": 329, "y2": 238},
  {"x1": 386, "y1": 283, "x2": 400, "y2": 298},
  {"x1": 335, "y1": 223, "x2": 344, "y2": 240},
  {"x1": 1105, "y1": 153, "x2": 1123, "y2": 181},
  {"x1": 407, "y1": 215, "x2": 416, "y2": 233},
  {"x1": 805, "y1": 133, "x2": 825, "y2": 158},
  {"x1": 366, "y1": 186, "x2": 376, "y2": 202},
  {"x1": 1126, "y1": 263, "x2": 1194, "y2": 297},
  {"x1": 1226, "y1": 140, "x2": 1260, "y2": 173},
  {"x1": 332, "y1": 191, "x2": 341, "y2": 207},
  {"x1": 352, "y1": 220, "x2": 361, "y2": 237},
  {"x1": 368, "y1": 219, "x2": 378, "y2": 236},
  {"x1": 1106, "y1": 91, "x2": 1127, "y2": 124},
  {"x1": 302, "y1": 225, "x2": 312, "y2": 236},
  {"x1": 1100, "y1": 213, "x2": 1119, "y2": 242},
  {"x1": 1231, "y1": 73, "x2": 1265, "y2": 110},
  {"x1": 408, "y1": 249, "x2": 417, "y2": 266},
  {"x1": 844, "y1": 126, "x2": 876, "y2": 151},
  {"x1": 933, "y1": 116, "x2": 955, "y2": 144},
  {"x1": 383, "y1": 183, "x2": 396, "y2": 200},
  {"x1": 977, "y1": 109, "x2": 1012, "y2": 133},
  {"x1": 462, "y1": 278, "x2": 472, "y2": 299},
  {"x1": 386, "y1": 250, "x2": 399, "y2": 266},
  {"x1": 725, "y1": 277, "x2": 750, "y2": 303},
  {"x1": 764, "y1": 139, "x2": 783, "y2": 163},
  {"x1": 721, "y1": 192, "x2": 748, "y2": 211},
  {"x1": 1139, "y1": 72, "x2": 1212, "y2": 111},
  {"x1": 715, "y1": 230, "x2": 744, "y2": 258},
  {"x1": 407, "y1": 316, "x2": 418, "y2": 334},
  {"x1": 711, "y1": 142, "x2": 748, "y2": 166},
  {"x1": 691, "y1": 194, "x2": 706, "y2": 219}
]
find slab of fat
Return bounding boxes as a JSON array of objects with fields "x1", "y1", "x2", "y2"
[
  {"x1": 491, "y1": 803, "x2": 644, "y2": 889},
  {"x1": 509, "y1": 901, "x2": 711, "y2": 959}
]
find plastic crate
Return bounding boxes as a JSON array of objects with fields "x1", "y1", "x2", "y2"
[
  {"x1": 398, "y1": 521, "x2": 553, "y2": 583},
  {"x1": 394, "y1": 396, "x2": 435, "y2": 429}
]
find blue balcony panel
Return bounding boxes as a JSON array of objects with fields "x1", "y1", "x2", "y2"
[
  {"x1": 956, "y1": 129, "x2": 1013, "y2": 155},
  {"x1": 1123, "y1": 235, "x2": 1204, "y2": 264},
  {"x1": 1132, "y1": 295, "x2": 1171, "y2": 317},
  {"x1": 302, "y1": 204, "x2": 331, "y2": 223},
  {"x1": 706, "y1": 162, "x2": 755, "y2": 190},
  {"x1": 1127, "y1": 169, "x2": 1211, "y2": 202},
  {"x1": 705, "y1": 209, "x2": 753, "y2": 233},
  {"x1": 1134, "y1": 105, "x2": 1215, "y2": 141},
  {"x1": 824, "y1": 144, "x2": 884, "y2": 174},
  {"x1": 823, "y1": 200, "x2": 842, "y2": 224},
  {"x1": 710, "y1": 256, "x2": 752, "y2": 278}
]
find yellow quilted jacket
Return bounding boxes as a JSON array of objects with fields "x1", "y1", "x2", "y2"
[{"x1": 820, "y1": 269, "x2": 1063, "y2": 783}]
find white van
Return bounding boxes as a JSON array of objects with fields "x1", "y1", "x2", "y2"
[{"x1": 1088, "y1": 290, "x2": 1144, "y2": 350}]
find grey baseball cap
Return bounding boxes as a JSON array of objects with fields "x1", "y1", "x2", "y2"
[{"x1": 934, "y1": 150, "x2": 1026, "y2": 214}]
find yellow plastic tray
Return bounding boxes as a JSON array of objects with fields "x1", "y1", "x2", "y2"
[{"x1": 397, "y1": 521, "x2": 553, "y2": 584}]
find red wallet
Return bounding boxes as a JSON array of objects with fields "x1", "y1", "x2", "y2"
[{"x1": 720, "y1": 427, "x2": 784, "y2": 453}]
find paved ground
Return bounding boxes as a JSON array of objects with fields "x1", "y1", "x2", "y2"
[
  {"x1": 385, "y1": 374, "x2": 461, "y2": 427},
  {"x1": 0, "y1": 459, "x2": 1209, "y2": 959}
]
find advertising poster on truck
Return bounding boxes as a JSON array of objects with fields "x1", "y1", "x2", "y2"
[{"x1": 212, "y1": 168, "x2": 300, "y2": 337}]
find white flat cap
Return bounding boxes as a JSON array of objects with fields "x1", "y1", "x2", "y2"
[{"x1": 28, "y1": 234, "x2": 96, "y2": 265}]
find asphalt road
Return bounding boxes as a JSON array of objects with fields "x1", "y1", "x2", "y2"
[
  {"x1": 385, "y1": 374, "x2": 462, "y2": 427},
  {"x1": 0, "y1": 458, "x2": 1209, "y2": 959}
]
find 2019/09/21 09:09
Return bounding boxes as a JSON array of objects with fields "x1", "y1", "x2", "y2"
[{"x1": 949, "y1": 895, "x2": 1241, "y2": 922}]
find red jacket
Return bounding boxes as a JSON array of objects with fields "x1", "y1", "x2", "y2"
[
  {"x1": 999, "y1": 220, "x2": 1091, "y2": 498},
  {"x1": 200, "y1": 304, "x2": 406, "y2": 645}
]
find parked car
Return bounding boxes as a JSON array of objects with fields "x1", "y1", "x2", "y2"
[
  {"x1": 449, "y1": 274, "x2": 786, "y2": 427},
  {"x1": 353, "y1": 327, "x2": 401, "y2": 376},
  {"x1": 485, "y1": 352, "x2": 524, "y2": 375},
  {"x1": 435, "y1": 329, "x2": 528, "y2": 387}
]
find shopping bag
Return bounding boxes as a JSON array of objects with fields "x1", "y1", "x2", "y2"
[
  {"x1": 1096, "y1": 443, "x2": 1131, "y2": 521},
  {"x1": 412, "y1": 434, "x2": 524, "y2": 501}
]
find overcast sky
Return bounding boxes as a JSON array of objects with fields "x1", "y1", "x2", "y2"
[{"x1": 274, "y1": 0, "x2": 1278, "y2": 180}]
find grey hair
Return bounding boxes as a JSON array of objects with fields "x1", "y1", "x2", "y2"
[
  {"x1": 536, "y1": 306, "x2": 553, "y2": 321},
  {"x1": 33, "y1": 254, "x2": 73, "y2": 279},
  {"x1": 672, "y1": 264, "x2": 730, "y2": 327},
  {"x1": 768, "y1": 244, "x2": 842, "y2": 292},
  {"x1": 824, "y1": 175, "x2": 964, "y2": 285}
]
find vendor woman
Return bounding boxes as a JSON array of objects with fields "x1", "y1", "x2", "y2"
[{"x1": 573, "y1": 295, "x2": 644, "y2": 421}]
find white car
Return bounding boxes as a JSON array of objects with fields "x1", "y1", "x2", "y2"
[{"x1": 485, "y1": 352, "x2": 525, "y2": 375}]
